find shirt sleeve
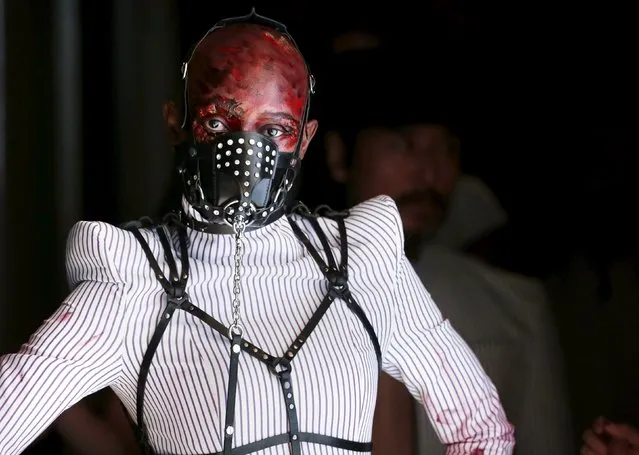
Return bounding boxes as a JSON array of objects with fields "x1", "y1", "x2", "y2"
[
  {"x1": 0, "y1": 221, "x2": 128, "y2": 455},
  {"x1": 383, "y1": 255, "x2": 516, "y2": 455}
]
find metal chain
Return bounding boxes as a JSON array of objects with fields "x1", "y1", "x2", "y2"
[{"x1": 229, "y1": 216, "x2": 246, "y2": 338}]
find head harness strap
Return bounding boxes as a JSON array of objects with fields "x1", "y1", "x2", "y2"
[{"x1": 179, "y1": 8, "x2": 315, "y2": 160}]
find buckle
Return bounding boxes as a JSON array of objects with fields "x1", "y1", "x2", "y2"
[
  {"x1": 167, "y1": 290, "x2": 189, "y2": 308},
  {"x1": 268, "y1": 358, "x2": 292, "y2": 377}
]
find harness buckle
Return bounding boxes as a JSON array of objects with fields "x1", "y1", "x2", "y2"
[
  {"x1": 326, "y1": 267, "x2": 349, "y2": 297},
  {"x1": 167, "y1": 289, "x2": 189, "y2": 308},
  {"x1": 268, "y1": 357, "x2": 292, "y2": 378}
]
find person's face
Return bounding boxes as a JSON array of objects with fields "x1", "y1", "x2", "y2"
[
  {"x1": 350, "y1": 125, "x2": 459, "y2": 237},
  {"x1": 164, "y1": 24, "x2": 318, "y2": 157}
]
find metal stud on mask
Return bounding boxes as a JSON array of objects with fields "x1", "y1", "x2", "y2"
[{"x1": 177, "y1": 131, "x2": 297, "y2": 230}]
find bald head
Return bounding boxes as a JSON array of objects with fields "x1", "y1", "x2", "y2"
[
  {"x1": 188, "y1": 24, "x2": 308, "y2": 110},
  {"x1": 163, "y1": 23, "x2": 317, "y2": 155}
]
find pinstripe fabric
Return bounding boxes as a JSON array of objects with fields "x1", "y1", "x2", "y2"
[{"x1": 0, "y1": 196, "x2": 514, "y2": 455}]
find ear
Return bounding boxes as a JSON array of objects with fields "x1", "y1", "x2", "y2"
[
  {"x1": 162, "y1": 101, "x2": 187, "y2": 145},
  {"x1": 298, "y1": 119, "x2": 319, "y2": 160},
  {"x1": 324, "y1": 130, "x2": 349, "y2": 184}
]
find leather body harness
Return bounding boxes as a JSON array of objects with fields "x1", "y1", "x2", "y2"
[{"x1": 122, "y1": 207, "x2": 381, "y2": 455}]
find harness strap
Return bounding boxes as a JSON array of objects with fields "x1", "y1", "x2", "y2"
[
  {"x1": 126, "y1": 207, "x2": 381, "y2": 455},
  {"x1": 287, "y1": 213, "x2": 381, "y2": 367},
  {"x1": 224, "y1": 335, "x2": 242, "y2": 454}
]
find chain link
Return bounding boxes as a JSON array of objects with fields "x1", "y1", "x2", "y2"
[{"x1": 229, "y1": 216, "x2": 246, "y2": 338}]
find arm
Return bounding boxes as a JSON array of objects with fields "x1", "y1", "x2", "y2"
[
  {"x1": 372, "y1": 372, "x2": 416, "y2": 455},
  {"x1": 56, "y1": 401, "x2": 134, "y2": 455},
  {"x1": 383, "y1": 256, "x2": 515, "y2": 455},
  {"x1": 0, "y1": 222, "x2": 128, "y2": 455}
]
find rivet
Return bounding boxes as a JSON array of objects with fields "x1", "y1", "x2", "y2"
[
  {"x1": 249, "y1": 139, "x2": 255, "y2": 145},
  {"x1": 216, "y1": 154, "x2": 221, "y2": 160},
  {"x1": 245, "y1": 160, "x2": 250, "y2": 166},
  {"x1": 227, "y1": 139, "x2": 233, "y2": 145},
  {"x1": 226, "y1": 425, "x2": 234, "y2": 435},
  {"x1": 234, "y1": 159, "x2": 240, "y2": 165},
  {"x1": 217, "y1": 143, "x2": 223, "y2": 149},
  {"x1": 287, "y1": 393, "x2": 292, "y2": 398},
  {"x1": 232, "y1": 344, "x2": 241, "y2": 353},
  {"x1": 238, "y1": 138, "x2": 245, "y2": 144},
  {"x1": 257, "y1": 141, "x2": 262, "y2": 147},
  {"x1": 253, "y1": 347, "x2": 258, "y2": 353},
  {"x1": 236, "y1": 147, "x2": 242, "y2": 154},
  {"x1": 289, "y1": 404, "x2": 294, "y2": 409},
  {"x1": 225, "y1": 150, "x2": 231, "y2": 156},
  {"x1": 287, "y1": 351, "x2": 294, "y2": 358},
  {"x1": 284, "y1": 382, "x2": 291, "y2": 389}
]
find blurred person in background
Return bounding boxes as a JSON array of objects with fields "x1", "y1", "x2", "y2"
[
  {"x1": 546, "y1": 127, "x2": 639, "y2": 450},
  {"x1": 322, "y1": 46, "x2": 572, "y2": 455},
  {"x1": 0, "y1": 10, "x2": 514, "y2": 455},
  {"x1": 582, "y1": 417, "x2": 639, "y2": 454}
]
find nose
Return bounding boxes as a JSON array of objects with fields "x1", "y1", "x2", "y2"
[{"x1": 415, "y1": 151, "x2": 439, "y2": 187}]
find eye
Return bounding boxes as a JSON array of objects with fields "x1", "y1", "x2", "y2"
[
  {"x1": 263, "y1": 127, "x2": 284, "y2": 138},
  {"x1": 204, "y1": 118, "x2": 227, "y2": 133}
]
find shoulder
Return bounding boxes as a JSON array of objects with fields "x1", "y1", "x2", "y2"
[
  {"x1": 294, "y1": 195, "x2": 404, "y2": 267},
  {"x1": 66, "y1": 220, "x2": 152, "y2": 288},
  {"x1": 344, "y1": 195, "x2": 404, "y2": 258}
]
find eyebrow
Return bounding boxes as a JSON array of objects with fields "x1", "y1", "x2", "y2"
[
  {"x1": 198, "y1": 96, "x2": 244, "y2": 117},
  {"x1": 260, "y1": 111, "x2": 298, "y2": 124}
]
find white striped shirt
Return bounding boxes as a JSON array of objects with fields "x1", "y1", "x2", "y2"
[{"x1": 0, "y1": 196, "x2": 514, "y2": 455}]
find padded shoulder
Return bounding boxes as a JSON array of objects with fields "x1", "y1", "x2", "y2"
[{"x1": 65, "y1": 221, "x2": 132, "y2": 289}]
